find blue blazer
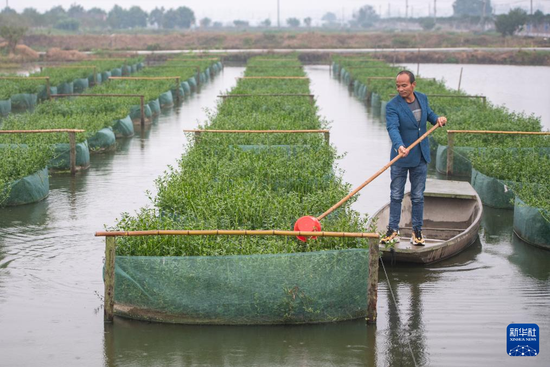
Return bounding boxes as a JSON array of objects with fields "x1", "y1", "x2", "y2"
[{"x1": 386, "y1": 91, "x2": 439, "y2": 167}]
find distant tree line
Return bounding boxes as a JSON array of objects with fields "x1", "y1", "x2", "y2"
[{"x1": 0, "y1": 5, "x2": 195, "y2": 31}]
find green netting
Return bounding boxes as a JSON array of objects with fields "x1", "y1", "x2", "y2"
[
  {"x1": 88, "y1": 127, "x2": 116, "y2": 152},
  {"x1": 37, "y1": 85, "x2": 57, "y2": 102},
  {"x1": 428, "y1": 135, "x2": 439, "y2": 163},
  {"x1": 112, "y1": 115, "x2": 134, "y2": 138},
  {"x1": 513, "y1": 197, "x2": 550, "y2": 250},
  {"x1": 88, "y1": 73, "x2": 102, "y2": 85},
  {"x1": 148, "y1": 99, "x2": 161, "y2": 115},
  {"x1": 471, "y1": 168, "x2": 516, "y2": 209},
  {"x1": 121, "y1": 65, "x2": 131, "y2": 76},
  {"x1": 49, "y1": 141, "x2": 90, "y2": 170},
  {"x1": 236, "y1": 145, "x2": 309, "y2": 155},
  {"x1": 131, "y1": 64, "x2": 137, "y2": 73},
  {"x1": 0, "y1": 99, "x2": 11, "y2": 116},
  {"x1": 181, "y1": 82, "x2": 191, "y2": 95},
  {"x1": 130, "y1": 104, "x2": 152, "y2": 121},
  {"x1": 111, "y1": 68, "x2": 122, "y2": 77},
  {"x1": 101, "y1": 71, "x2": 112, "y2": 82},
  {"x1": 159, "y1": 91, "x2": 174, "y2": 107},
  {"x1": 10, "y1": 93, "x2": 37, "y2": 112},
  {"x1": 435, "y1": 145, "x2": 473, "y2": 177},
  {"x1": 2, "y1": 167, "x2": 49, "y2": 206},
  {"x1": 113, "y1": 248, "x2": 369, "y2": 325},
  {"x1": 370, "y1": 93, "x2": 380, "y2": 109},
  {"x1": 73, "y1": 78, "x2": 89, "y2": 94},
  {"x1": 57, "y1": 82, "x2": 74, "y2": 95},
  {"x1": 188, "y1": 77, "x2": 197, "y2": 91},
  {"x1": 381, "y1": 100, "x2": 388, "y2": 119}
]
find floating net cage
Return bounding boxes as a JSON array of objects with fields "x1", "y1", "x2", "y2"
[{"x1": 112, "y1": 248, "x2": 370, "y2": 325}]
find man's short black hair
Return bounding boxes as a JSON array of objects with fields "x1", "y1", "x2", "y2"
[{"x1": 397, "y1": 70, "x2": 415, "y2": 84}]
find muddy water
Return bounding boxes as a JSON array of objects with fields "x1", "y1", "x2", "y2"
[{"x1": 0, "y1": 66, "x2": 549, "y2": 367}]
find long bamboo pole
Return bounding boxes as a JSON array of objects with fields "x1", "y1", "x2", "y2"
[
  {"x1": 108, "y1": 77, "x2": 180, "y2": 81},
  {"x1": 51, "y1": 94, "x2": 146, "y2": 126},
  {"x1": 95, "y1": 230, "x2": 379, "y2": 238},
  {"x1": 239, "y1": 77, "x2": 308, "y2": 79},
  {"x1": 0, "y1": 129, "x2": 85, "y2": 174},
  {"x1": 317, "y1": 124, "x2": 440, "y2": 221}
]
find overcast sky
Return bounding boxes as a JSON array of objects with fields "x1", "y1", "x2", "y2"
[{"x1": 6, "y1": 0, "x2": 547, "y2": 25}]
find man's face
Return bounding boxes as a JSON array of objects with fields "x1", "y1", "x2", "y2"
[{"x1": 396, "y1": 74, "x2": 416, "y2": 100}]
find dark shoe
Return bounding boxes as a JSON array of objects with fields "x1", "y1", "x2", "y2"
[
  {"x1": 381, "y1": 228, "x2": 399, "y2": 244},
  {"x1": 411, "y1": 229, "x2": 425, "y2": 246}
]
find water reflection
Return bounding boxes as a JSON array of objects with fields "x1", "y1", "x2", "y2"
[
  {"x1": 481, "y1": 205, "x2": 514, "y2": 243},
  {"x1": 509, "y1": 233, "x2": 550, "y2": 281},
  {"x1": 380, "y1": 239, "x2": 482, "y2": 367},
  {"x1": 104, "y1": 317, "x2": 377, "y2": 367}
]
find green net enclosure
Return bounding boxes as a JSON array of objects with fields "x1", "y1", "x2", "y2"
[{"x1": 114, "y1": 248, "x2": 370, "y2": 325}]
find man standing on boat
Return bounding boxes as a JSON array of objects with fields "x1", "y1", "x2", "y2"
[{"x1": 381, "y1": 70, "x2": 447, "y2": 246}]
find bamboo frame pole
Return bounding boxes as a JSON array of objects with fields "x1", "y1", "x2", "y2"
[
  {"x1": 218, "y1": 94, "x2": 314, "y2": 99},
  {"x1": 0, "y1": 77, "x2": 52, "y2": 100},
  {"x1": 104, "y1": 237, "x2": 116, "y2": 323},
  {"x1": 95, "y1": 230, "x2": 379, "y2": 238},
  {"x1": 366, "y1": 238, "x2": 379, "y2": 324},
  {"x1": 68, "y1": 131, "x2": 77, "y2": 175},
  {"x1": 245, "y1": 66, "x2": 304, "y2": 69},
  {"x1": 447, "y1": 131, "x2": 455, "y2": 176},
  {"x1": 184, "y1": 129, "x2": 328, "y2": 133},
  {"x1": 251, "y1": 58, "x2": 301, "y2": 61},
  {"x1": 166, "y1": 58, "x2": 220, "y2": 61},
  {"x1": 447, "y1": 130, "x2": 550, "y2": 135},
  {"x1": 239, "y1": 76, "x2": 308, "y2": 79},
  {"x1": 389, "y1": 94, "x2": 486, "y2": 105},
  {"x1": 317, "y1": 124, "x2": 440, "y2": 221},
  {"x1": 51, "y1": 94, "x2": 146, "y2": 125},
  {"x1": 183, "y1": 129, "x2": 330, "y2": 143},
  {"x1": 0, "y1": 129, "x2": 85, "y2": 134},
  {"x1": 46, "y1": 77, "x2": 51, "y2": 100},
  {"x1": 445, "y1": 130, "x2": 550, "y2": 176},
  {"x1": 108, "y1": 77, "x2": 181, "y2": 81}
]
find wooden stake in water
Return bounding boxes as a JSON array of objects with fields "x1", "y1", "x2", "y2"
[
  {"x1": 104, "y1": 237, "x2": 116, "y2": 323},
  {"x1": 458, "y1": 67, "x2": 463, "y2": 92},
  {"x1": 366, "y1": 238, "x2": 379, "y2": 324}
]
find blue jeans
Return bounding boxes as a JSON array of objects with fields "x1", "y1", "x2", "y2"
[{"x1": 388, "y1": 160, "x2": 428, "y2": 232}]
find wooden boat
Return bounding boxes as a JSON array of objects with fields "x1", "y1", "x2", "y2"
[{"x1": 369, "y1": 179, "x2": 483, "y2": 264}]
